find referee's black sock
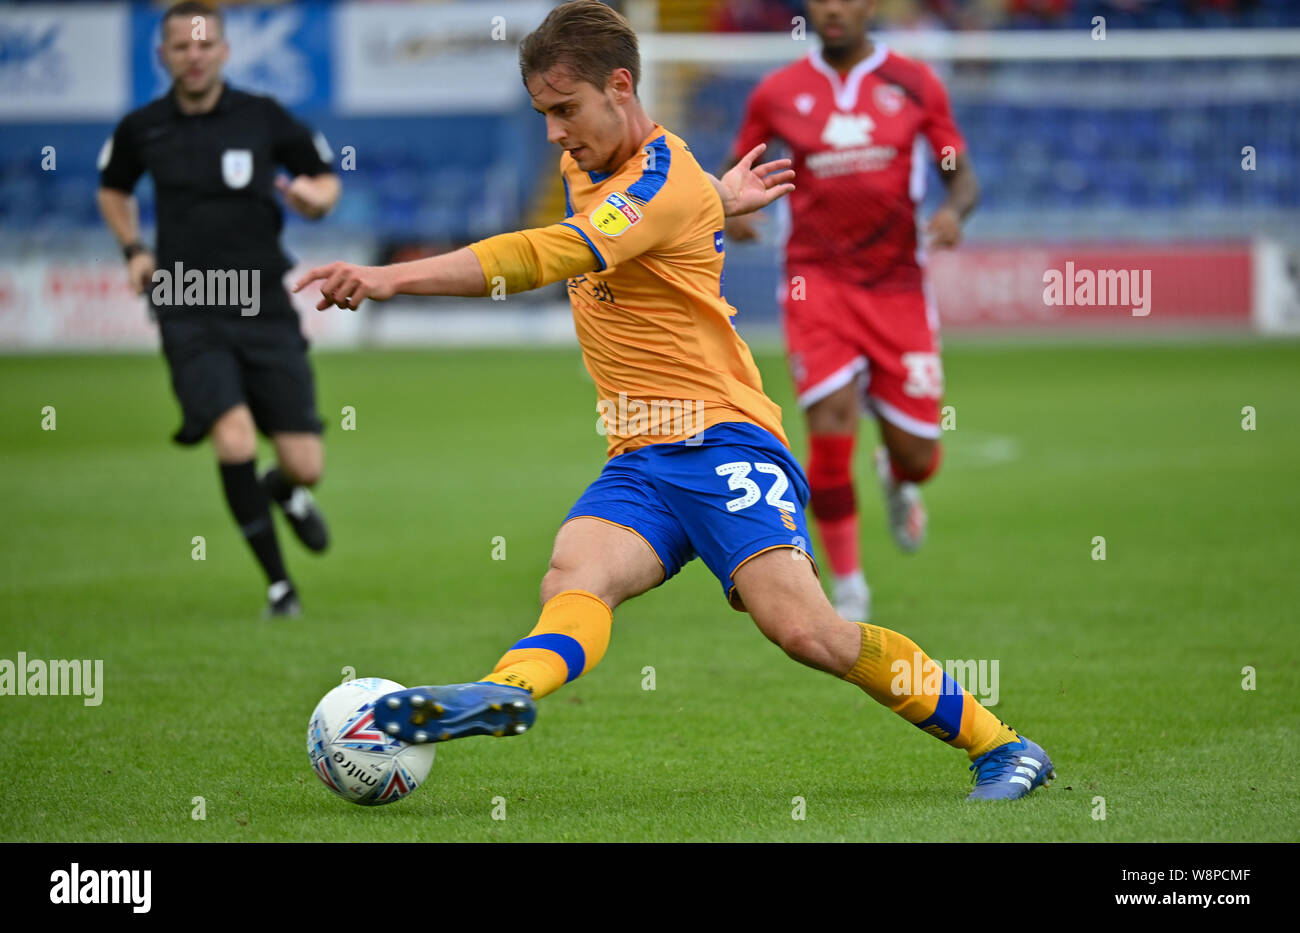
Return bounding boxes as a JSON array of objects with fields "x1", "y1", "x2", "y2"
[
  {"x1": 261, "y1": 465, "x2": 294, "y2": 503},
  {"x1": 218, "y1": 459, "x2": 289, "y2": 585}
]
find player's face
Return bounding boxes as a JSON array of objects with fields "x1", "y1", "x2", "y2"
[
  {"x1": 159, "y1": 15, "x2": 229, "y2": 98},
  {"x1": 806, "y1": 0, "x2": 876, "y2": 52},
  {"x1": 527, "y1": 66, "x2": 629, "y2": 175}
]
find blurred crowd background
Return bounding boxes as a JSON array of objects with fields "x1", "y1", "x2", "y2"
[
  {"x1": 11, "y1": 0, "x2": 1294, "y2": 29},
  {"x1": 709, "y1": 0, "x2": 1300, "y2": 32},
  {"x1": 1, "y1": 0, "x2": 1296, "y2": 345}
]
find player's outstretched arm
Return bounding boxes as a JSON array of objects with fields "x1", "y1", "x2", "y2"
[
  {"x1": 707, "y1": 143, "x2": 794, "y2": 218},
  {"x1": 293, "y1": 248, "x2": 486, "y2": 311},
  {"x1": 294, "y1": 223, "x2": 604, "y2": 311}
]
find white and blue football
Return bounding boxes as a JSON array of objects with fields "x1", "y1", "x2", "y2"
[{"x1": 307, "y1": 678, "x2": 435, "y2": 805}]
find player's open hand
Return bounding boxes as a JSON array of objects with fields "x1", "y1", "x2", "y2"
[
  {"x1": 293, "y1": 262, "x2": 396, "y2": 311},
  {"x1": 926, "y1": 206, "x2": 963, "y2": 249},
  {"x1": 715, "y1": 143, "x2": 795, "y2": 218}
]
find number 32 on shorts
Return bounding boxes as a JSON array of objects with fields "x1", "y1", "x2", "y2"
[
  {"x1": 715, "y1": 461, "x2": 796, "y2": 514},
  {"x1": 902, "y1": 352, "x2": 944, "y2": 399}
]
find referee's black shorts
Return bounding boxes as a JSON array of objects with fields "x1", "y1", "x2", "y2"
[{"x1": 156, "y1": 294, "x2": 324, "y2": 446}]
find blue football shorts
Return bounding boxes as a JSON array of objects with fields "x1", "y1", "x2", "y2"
[{"x1": 563, "y1": 421, "x2": 820, "y2": 610}]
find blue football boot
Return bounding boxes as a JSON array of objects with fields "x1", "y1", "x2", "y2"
[
  {"x1": 966, "y1": 736, "x2": 1056, "y2": 801},
  {"x1": 372, "y1": 682, "x2": 535, "y2": 744}
]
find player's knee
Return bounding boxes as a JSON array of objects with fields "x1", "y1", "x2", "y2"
[
  {"x1": 211, "y1": 408, "x2": 256, "y2": 462},
  {"x1": 757, "y1": 613, "x2": 823, "y2": 665},
  {"x1": 776, "y1": 623, "x2": 827, "y2": 666},
  {"x1": 273, "y1": 435, "x2": 324, "y2": 486},
  {"x1": 539, "y1": 569, "x2": 565, "y2": 605},
  {"x1": 541, "y1": 564, "x2": 601, "y2": 606},
  {"x1": 807, "y1": 395, "x2": 857, "y2": 435}
]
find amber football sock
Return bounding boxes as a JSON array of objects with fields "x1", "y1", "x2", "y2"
[
  {"x1": 479, "y1": 589, "x2": 612, "y2": 698},
  {"x1": 842, "y1": 622, "x2": 1018, "y2": 760}
]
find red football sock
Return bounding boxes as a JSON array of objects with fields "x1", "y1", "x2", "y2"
[
  {"x1": 808, "y1": 433, "x2": 859, "y2": 577},
  {"x1": 818, "y1": 514, "x2": 861, "y2": 577}
]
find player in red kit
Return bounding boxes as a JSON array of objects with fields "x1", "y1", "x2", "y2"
[{"x1": 727, "y1": 0, "x2": 979, "y2": 620}]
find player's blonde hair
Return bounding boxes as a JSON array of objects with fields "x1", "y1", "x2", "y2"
[{"x1": 519, "y1": 0, "x2": 641, "y2": 94}]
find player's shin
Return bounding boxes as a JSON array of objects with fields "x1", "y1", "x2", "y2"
[
  {"x1": 479, "y1": 589, "x2": 612, "y2": 698},
  {"x1": 842, "y1": 622, "x2": 1017, "y2": 759}
]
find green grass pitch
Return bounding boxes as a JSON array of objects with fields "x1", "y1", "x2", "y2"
[{"x1": 1, "y1": 338, "x2": 1297, "y2": 842}]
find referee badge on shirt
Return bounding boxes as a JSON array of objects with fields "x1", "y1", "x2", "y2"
[
  {"x1": 591, "y1": 192, "x2": 643, "y2": 237},
  {"x1": 222, "y1": 149, "x2": 253, "y2": 189}
]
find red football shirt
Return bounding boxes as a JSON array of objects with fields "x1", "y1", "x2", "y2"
[{"x1": 732, "y1": 45, "x2": 965, "y2": 291}]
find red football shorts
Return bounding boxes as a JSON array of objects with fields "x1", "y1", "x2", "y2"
[{"x1": 780, "y1": 267, "x2": 943, "y2": 439}]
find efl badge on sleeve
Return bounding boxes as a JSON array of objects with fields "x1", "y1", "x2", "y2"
[
  {"x1": 222, "y1": 149, "x2": 253, "y2": 189},
  {"x1": 591, "y1": 192, "x2": 643, "y2": 237}
]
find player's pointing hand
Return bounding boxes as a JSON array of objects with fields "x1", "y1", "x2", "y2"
[{"x1": 293, "y1": 262, "x2": 396, "y2": 311}]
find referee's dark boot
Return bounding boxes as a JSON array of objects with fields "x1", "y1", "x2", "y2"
[
  {"x1": 261, "y1": 468, "x2": 330, "y2": 553},
  {"x1": 265, "y1": 580, "x2": 302, "y2": 619}
]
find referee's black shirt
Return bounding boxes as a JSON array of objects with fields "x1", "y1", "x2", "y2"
[{"x1": 99, "y1": 83, "x2": 333, "y2": 310}]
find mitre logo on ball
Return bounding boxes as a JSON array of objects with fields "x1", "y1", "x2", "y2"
[{"x1": 820, "y1": 112, "x2": 875, "y2": 149}]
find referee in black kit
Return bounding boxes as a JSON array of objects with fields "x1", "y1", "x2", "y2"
[{"x1": 96, "y1": 1, "x2": 340, "y2": 618}]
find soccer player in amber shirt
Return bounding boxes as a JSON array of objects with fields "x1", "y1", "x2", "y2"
[
  {"x1": 728, "y1": 0, "x2": 980, "y2": 622},
  {"x1": 295, "y1": 1, "x2": 1049, "y2": 801}
]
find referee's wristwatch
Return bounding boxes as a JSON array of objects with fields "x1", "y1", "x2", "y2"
[{"x1": 122, "y1": 241, "x2": 149, "y2": 261}]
